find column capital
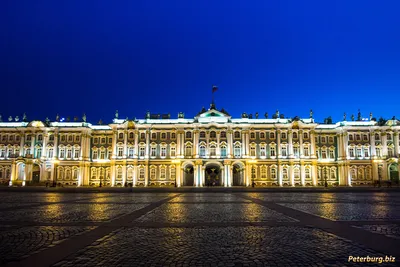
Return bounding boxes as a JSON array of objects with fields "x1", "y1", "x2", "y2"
[{"x1": 195, "y1": 159, "x2": 203, "y2": 165}]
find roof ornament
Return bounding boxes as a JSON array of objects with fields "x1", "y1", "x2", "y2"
[
  {"x1": 255, "y1": 112, "x2": 259, "y2": 119},
  {"x1": 115, "y1": 110, "x2": 119, "y2": 119},
  {"x1": 351, "y1": 114, "x2": 355, "y2": 121},
  {"x1": 23, "y1": 113, "x2": 27, "y2": 122},
  {"x1": 82, "y1": 113, "x2": 87, "y2": 122},
  {"x1": 264, "y1": 112, "x2": 268, "y2": 119},
  {"x1": 45, "y1": 117, "x2": 50, "y2": 124},
  {"x1": 8, "y1": 116, "x2": 13, "y2": 121},
  {"x1": 276, "y1": 110, "x2": 280, "y2": 117},
  {"x1": 98, "y1": 119, "x2": 103, "y2": 125},
  {"x1": 357, "y1": 109, "x2": 362, "y2": 121},
  {"x1": 310, "y1": 109, "x2": 313, "y2": 119},
  {"x1": 369, "y1": 112, "x2": 373, "y2": 121},
  {"x1": 56, "y1": 114, "x2": 60, "y2": 122},
  {"x1": 0, "y1": 114, "x2": 2, "y2": 122},
  {"x1": 343, "y1": 112, "x2": 346, "y2": 121},
  {"x1": 15, "y1": 116, "x2": 19, "y2": 122}
]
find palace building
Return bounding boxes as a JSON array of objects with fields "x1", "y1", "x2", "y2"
[{"x1": 0, "y1": 103, "x2": 399, "y2": 187}]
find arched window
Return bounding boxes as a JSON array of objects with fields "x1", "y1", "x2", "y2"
[
  {"x1": 199, "y1": 145, "x2": 206, "y2": 157},
  {"x1": 140, "y1": 133, "x2": 145, "y2": 140},
  {"x1": 294, "y1": 168, "x2": 300, "y2": 179},
  {"x1": 292, "y1": 132, "x2": 298, "y2": 139},
  {"x1": 185, "y1": 131, "x2": 192, "y2": 139},
  {"x1": 210, "y1": 131, "x2": 216, "y2": 138},
  {"x1": 209, "y1": 143, "x2": 216, "y2": 156},
  {"x1": 234, "y1": 131, "x2": 240, "y2": 139},
  {"x1": 129, "y1": 132, "x2": 134, "y2": 139},
  {"x1": 305, "y1": 168, "x2": 311, "y2": 178},
  {"x1": 200, "y1": 131, "x2": 206, "y2": 138},
  {"x1": 234, "y1": 143, "x2": 241, "y2": 157},
  {"x1": 118, "y1": 133, "x2": 124, "y2": 139},
  {"x1": 375, "y1": 133, "x2": 380, "y2": 140},
  {"x1": 220, "y1": 144, "x2": 227, "y2": 157},
  {"x1": 260, "y1": 165, "x2": 267, "y2": 178},
  {"x1": 220, "y1": 131, "x2": 226, "y2": 138},
  {"x1": 151, "y1": 133, "x2": 157, "y2": 140},
  {"x1": 271, "y1": 168, "x2": 277, "y2": 179},
  {"x1": 185, "y1": 144, "x2": 192, "y2": 157}
]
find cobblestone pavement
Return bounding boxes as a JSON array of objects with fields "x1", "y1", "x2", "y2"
[{"x1": 0, "y1": 191, "x2": 400, "y2": 267}]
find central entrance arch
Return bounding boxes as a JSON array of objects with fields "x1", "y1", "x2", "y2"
[
  {"x1": 183, "y1": 164, "x2": 194, "y2": 186},
  {"x1": 389, "y1": 163, "x2": 399, "y2": 185},
  {"x1": 205, "y1": 163, "x2": 221, "y2": 186},
  {"x1": 232, "y1": 162, "x2": 245, "y2": 186},
  {"x1": 32, "y1": 164, "x2": 41, "y2": 184}
]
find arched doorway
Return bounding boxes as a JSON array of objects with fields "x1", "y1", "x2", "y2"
[
  {"x1": 205, "y1": 163, "x2": 221, "y2": 186},
  {"x1": 17, "y1": 163, "x2": 25, "y2": 181},
  {"x1": 183, "y1": 165, "x2": 194, "y2": 186},
  {"x1": 232, "y1": 163, "x2": 245, "y2": 186},
  {"x1": 389, "y1": 164, "x2": 399, "y2": 185},
  {"x1": 32, "y1": 164, "x2": 41, "y2": 184}
]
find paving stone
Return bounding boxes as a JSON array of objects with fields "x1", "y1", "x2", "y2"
[
  {"x1": 0, "y1": 226, "x2": 94, "y2": 265},
  {"x1": 53, "y1": 226, "x2": 397, "y2": 267},
  {"x1": 136, "y1": 203, "x2": 297, "y2": 223}
]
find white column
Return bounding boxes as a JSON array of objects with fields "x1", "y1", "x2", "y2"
[
  {"x1": 123, "y1": 130, "x2": 128, "y2": 158},
  {"x1": 277, "y1": 130, "x2": 281, "y2": 158},
  {"x1": 175, "y1": 163, "x2": 181, "y2": 187},
  {"x1": 278, "y1": 164, "x2": 282, "y2": 186},
  {"x1": 19, "y1": 133, "x2": 25, "y2": 156},
  {"x1": 122, "y1": 165, "x2": 127, "y2": 186},
  {"x1": 310, "y1": 131, "x2": 316, "y2": 158},
  {"x1": 216, "y1": 131, "x2": 221, "y2": 157},
  {"x1": 193, "y1": 130, "x2": 198, "y2": 157},
  {"x1": 54, "y1": 130, "x2": 59, "y2": 159},
  {"x1": 242, "y1": 131, "x2": 246, "y2": 157},
  {"x1": 133, "y1": 165, "x2": 137, "y2": 187},
  {"x1": 394, "y1": 132, "x2": 399, "y2": 157},
  {"x1": 30, "y1": 135, "x2": 35, "y2": 156},
  {"x1": 133, "y1": 131, "x2": 138, "y2": 158},
  {"x1": 246, "y1": 132, "x2": 250, "y2": 157},
  {"x1": 370, "y1": 131, "x2": 376, "y2": 158},
  {"x1": 224, "y1": 164, "x2": 229, "y2": 187},
  {"x1": 382, "y1": 132, "x2": 388, "y2": 157},
  {"x1": 42, "y1": 133, "x2": 48, "y2": 160},
  {"x1": 289, "y1": 164, "x2": 294, "y2": 186},
  {"x1": 144, "y1": 164, "x2": 149, "y2": 186},
  {"x1": 229, "y1": 165, "x2": 233, "y2": 186},
  {"x1": 228, "y1": 130, "x2": 233, "y2": 158},
  {"x1": 299, "y1": 130, "x2": 303, "y2": 157},
  {"x1": 288, "y1": 131, "x2": 293, "y2": 158},
  {"x1": 300, "y1": 164, "x2": 305, "y2": 186},
  {"x1": 112, "y1": 130, "x2": 117, "y2": 159},
  {"x1": 145, "y1": 130, "x2": 150, "y2": 159},
  {"x1": 312, "y1": 163, "x2": 317, "y2": 186}
]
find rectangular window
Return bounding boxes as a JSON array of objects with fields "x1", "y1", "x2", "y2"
[
  {"x1": 118, "y1": 147, "x2": 123, "y2": 157},
  {"x1": 160, "y1": 168, "x2": 166, "y2": 179},
  {"x1": 270, "y1": 146, "x2": 276, "y2": 157},
  {"x1": 269, "y1": 132, "x2": 275, "y2": 139},
  {"x1": 67, "y1": 149, "x2": 72, "y2": 159},
  {"x1": 128, "y1": 148, "x2": 134, "y2": 158},
  {"x1": 74, "y1": 149, "x2": 80, "y2": 159},
  {"x1": 281, "y1": 146, "x2": 287, "y2": 157},
  {"x1": 151, "y1": 147, "x2": 156, "y2": 157},
  {"x1": 321, "y1": 150, "x2": 327, "y2": 159},
  {"x1": 376, "y1": 148, "x2": 381, "y2": 157},
  {"x1": 170, "y1": 167, "x2": 176, "y2": 180},
  {"x1": 48, "y1": 148, "x2": 54, "y2": 158},
  {"x1": 221, "y1": 146, "x2": 227, "y2": 157},
  {"x1": 364, "y1": 148, "x2": 369, "y2": 157},
  {"x1": 304, "y1": 146, "x2": 309, "y2": 157},
  {"x1": 150, "y1": 168, "x2": 156, "y2": 180},
  {"x1": 139, "y1": 147, "x2": 145, "y2": 157},
  {"x1": 170, "y1": 147, "x2": 176, "y2": 157},
  {"x1": 234, "y1": 146, "x2": 241, "y2": 157},
  {"x1": 321, "y1": 137, "x2": 326, "y2": 143},
  {"x1": 271, "y1": 168, "x2": 276, "y2": 179},
  {"x1": 260, "y1": 146, "x2": 266, "y2": 157},
  {"x1": 60, "y1": 149, "x2": 65, "y2": 159},
  {"x1": 250, "y1": 146, "x2": 256, "y2": 157},
  {"x1": 161, "y1": 147, "x2": 166, "y2": 157},
  {"x1": 356, "y1": 148, "x2": 362, "y2": 158},
  {"x1": 293, "y1": 147, "x2": 299, "y2": 158},
  {"x1": 329, "y1": 150, "x2": 334, "y2": 159},
  {"x1": 349, "y1": 148, "x2": 355, "y2": 158},
  {"x1": 139, "y1": 168, "x2": 145, "y2": 179}
]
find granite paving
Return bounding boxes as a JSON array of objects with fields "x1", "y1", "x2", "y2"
[{"x1": 0, "y1": 190, "x2": 399, "y2": 267}]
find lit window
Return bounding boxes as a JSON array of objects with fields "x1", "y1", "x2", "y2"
[
  {"x1": 118, "y1": 147, "x2": 123, "y2": 157},
  {"x1": 376, "y1": 148, "x2": 381, "y2": 157},
  {"x1": 321, "y1": 149, "x2": 327, "y2": 159},
  {"x1": 92, "y1": 150, "x2": 97, "y2": 160},
  {"x1": 234, "y1": 144, "x2": 241, "y2": 158},
  {"x1": 270, "y1": 146, "x2": 276, "y2": 157},
  {"x1": 220, "y1": 145, "x2": 227, "y2": 157},
  {"x1": 170, "y1": 146, "x2": 176, "y2": 157},
  {"x1": 150, "y1": 168, "x2": 156, "y2": 180},
  {"x1": 329, "y1": 149, "x2": 334, "y2": 159},
  {"x1": 388, "y1": 147, "x2": 394, "y2": 157},
  {"x1": 364, "y1": 148, "x2": 369, "y2": 157},
  {"x1": 160, "y1": 167, "x2": 166, "y2": 179},
  {"x1": 283, "y1": 168, "x2": 288, "y2": 179},
  {"x1": 305, "y1": 168, "x2": 310, "y2": 178},
  {"x1": 100, "y1": 150, "x2": 105, "y2": 159},
  {"x1": 199, "y1": 145, "x2": 206, "y2": 157},
  {"x1": 260, "y1": 146, "x2": 266, "y2": 157},
  {"x1": 185, "y1": 145, "x2": 192, "y2": 157},
  {"x1": 304, "y1": 146, "x2": 309, "y2": 157},
  {"x1": 281, "y1": 146, "x2": 287, "y2": 157},
  {"x1": 150, "y1": 147, "x2": 156, "y2": 157},
  {"x1": 250, "y1": 146, "x2": 256, "y2": 157},
  {"x1": 74, "y1": 149, "x2": 80, "y2": 159},
  {"x1": 161, "y1": 147, "x2": 166, "y2": 157},
  {"x1": 270, "y1": 132, "x2": 275, "y2": 139},
  {"x1": 67, "y1": 148, "x2": 72, "y2": 159},
  {"x1": 349, "y1": 148, "x2": 355, "y2": 158},
  {"x1": 128, "y1": 147, "x2": 134, "y2": 158},
  {"x1": 139, "y1": 147, "x2": 145, "y2": 157},
  {"x1": 293, "y1": 147, "x2": 299, "y2": 158},
  {"x1": 294, "y1": 169, "x2": 300, "y2": 179},
  {"x1": 48, "y1": 148, "x2": 54, "y2": 158},
  {"x1": 356, "y1": 148, "x2": 362, "y2": 158},
  {"x1": 271, "y1": 168, "x2": 276, "y2": 179}
]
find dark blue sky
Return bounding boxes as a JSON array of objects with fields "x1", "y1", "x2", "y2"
[{"x1": 2, "y1": 0, "x2": 400, "y2": 123}]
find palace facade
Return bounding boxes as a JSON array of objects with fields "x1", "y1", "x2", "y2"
[{"x1": 0, "y1": 103, "x2": 399, "y2": 187}]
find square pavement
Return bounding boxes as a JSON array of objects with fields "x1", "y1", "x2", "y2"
[{"x1": 1, "y1": 191, "x2": 400, "y2": 266}]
